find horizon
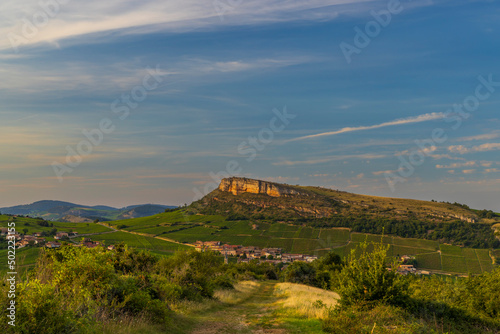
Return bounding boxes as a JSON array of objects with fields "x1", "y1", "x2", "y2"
[{"x1": 2, "y1": 1, "x2": 500, "y2": 211}]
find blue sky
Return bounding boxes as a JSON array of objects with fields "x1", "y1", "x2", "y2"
[{"x1": 1, "y1": 0, "x2": 500, "y2": 211}]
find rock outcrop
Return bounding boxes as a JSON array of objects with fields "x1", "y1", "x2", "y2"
[{"x1": 218, "y1": 177, "x2": 307, "y2": 197}]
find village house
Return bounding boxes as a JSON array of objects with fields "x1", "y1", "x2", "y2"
[
  {"x1": 23, "y1": 235, "x2": 37, "y2": 242},
  {"x1": 81, "y1": 238, "x2": 102, "y2": 248},
  {"x1": 282, "y1": 254, "x2": 305, "y2": 262},
  {"x1": 55, "y1": 232, "x2": 69, "y2": 240},
  {"x1": 304, "y1": 255, "x2": 318, "y2": 263},
  {"x1": 16, "y1": 240, "x2": 30, "y2": 248},
  {"x1": 46, "y1": 241, "x2": 61, "y2": 249},
  {"x1": 397, "y1": 264, "x2": 417, "y2": 275}
]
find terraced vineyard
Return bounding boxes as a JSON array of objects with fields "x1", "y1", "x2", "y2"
[
  {"x1": 0, "y1": 214, "x2": 114, "y2": 235},
  {"x1": 2, "y1": 209, "x2": 497, "y2": 276},
  {"x1": 105, "y1": 211, "x2": 498, "y2": 275}
]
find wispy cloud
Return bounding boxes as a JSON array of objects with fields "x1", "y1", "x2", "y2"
[
  {"x1": 436, "y1": 161, "x2": 477, "y2": 169},
  {"x1": 448, "y1": 143, "x2": 500, "y2": 154},
  {"x1": 456, "y1": 131, "x2": 500, "y2": 142},
  {"x1": 485, "y1": 168, "x2": 500, "y2": 173},
  {"x1": 273, "y1": 153, "x2": 386, "y2": 166},
  {"x1": 0, "y1": 0, "x2": 379, "y2": 51},
  {"x1": 287, "y1": 112, "x2": 446, "y2": 142}
]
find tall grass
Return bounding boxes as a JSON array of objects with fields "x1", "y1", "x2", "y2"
[
  {"x1": 214, "y1": 280, "x2": 261, "y2": 304},
  {"x1": 274, "y1": 283, "x2": 339, "y2": 319},
  {"x1": 174, "y1": 281, "x2": 261, "y2": 315}
]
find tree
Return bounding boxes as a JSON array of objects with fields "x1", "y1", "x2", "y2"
[
  {"x1": 23, "y1": 228, "x2": 28, "y2": 235},
  {"x1": 284, "y1": 261, "x2": 317, "y2": 286},
  {"x1": 336, "y1": 241, "x2": 409, "y2": 309}
]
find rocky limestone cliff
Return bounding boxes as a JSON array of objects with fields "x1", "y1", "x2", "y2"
[{"x1": 218, "y1": 177, "x2": 307, "y2": 197}]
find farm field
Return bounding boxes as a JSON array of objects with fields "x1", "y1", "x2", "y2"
[
  {"x1": 108, "y1": 210, "x2": 499, "y2": 274},
  {"x1": 2, "y1": 209, "x2": 497, "y2": 276},
  {"x1": 0, "y1": 247, "x2": 41, "y2": 277},
  {"x1": 88, "y1": 231, "x2": 192, "y2": 252},
  {"x1": 0, "y1": 215, "x2": 114, "y2": 236}
]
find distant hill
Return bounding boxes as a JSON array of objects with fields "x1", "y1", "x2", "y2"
[
  {"x1": 0, "y1": 200, "x2": 176, "y2": 222},
  {"x1": 179, "y1": 177, "x2": 500, "y2": 248},
  {"x1": 194, "y1": 177, "x2": 482, "y2": 223}
]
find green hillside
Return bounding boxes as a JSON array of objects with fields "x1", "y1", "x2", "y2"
[{"x1": 105, "y1": 209, "x2": 498, "y2": 275}]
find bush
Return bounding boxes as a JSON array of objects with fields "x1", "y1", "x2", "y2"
[
  {"x1": 336, "y1": 241, "x2": 409, "y2": 308},
  {"x1": 284, "y1": 261, "x2": 317, "y2": 286}
]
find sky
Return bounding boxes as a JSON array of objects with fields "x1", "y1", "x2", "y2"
[{"x1": 1, "y1": 0, "x2": 500, "y2": 211}]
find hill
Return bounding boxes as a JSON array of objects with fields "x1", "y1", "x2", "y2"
[
  {"x1": 195, "y1": 177, "x2": 483, "y2": 223},
  {"x1": 98, "y1": 177, "x2": 499, "y2": 274},
  {"x1": 0, "y1": 200, "x2": 176, "y2": 221}
]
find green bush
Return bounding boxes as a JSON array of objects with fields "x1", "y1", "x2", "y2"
[{"x1": 336, "y1": 241, "x2": 409, "y2": 308}]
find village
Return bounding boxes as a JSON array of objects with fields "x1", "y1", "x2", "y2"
[
  {"x1": 193, "y1": 240, "x2": 319, "y2": 264},
  {"x1": 2, "y1": 228, "x2": 424, "y2": 275},
  {"x1": 193, "y1": 241, "x2": 426, "y2": 275},
  {"x1": 0, "y1": 228, "x2": 111, "y2": 250}
]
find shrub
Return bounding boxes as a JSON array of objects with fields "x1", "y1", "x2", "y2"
[
  {"x1": 284, "y1": 261, "x2": 317, "y2": 286},
  {"x1": 336, "y1": 241, "x2": 409, "y2": 308}
]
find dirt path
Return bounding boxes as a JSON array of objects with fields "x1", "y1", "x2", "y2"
[{"x1": 189, "y1": 282, "x2": 288, "y2": 334}]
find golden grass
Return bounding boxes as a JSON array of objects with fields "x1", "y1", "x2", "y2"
[
  {"x1": 273, "y1": 283, "x2": 339, "y2": 319},
  {"x1": 214, "y1": 280, "x2": 261, "y2": 304},
  {"x1": 174, "y1": 281, "x2": 261, "y2": 315}
]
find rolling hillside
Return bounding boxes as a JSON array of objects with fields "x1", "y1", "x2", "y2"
[{"x1": 0, "y1": 200, "x2": 176, "y2": 221}]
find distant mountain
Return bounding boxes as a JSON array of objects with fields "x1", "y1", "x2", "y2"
[{"x1": 0, "y1": 201, "x2": 176, "y2": 222}]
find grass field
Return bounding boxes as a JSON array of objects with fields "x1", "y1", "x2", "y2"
[
  {"x1": 3, "y1": 208, "x2": 496, "y2": 276},
  {"x1": 0, "y1": 215, "x2": 114, "y2": 235},
  {"x1": 0, "y1": 247, "x2": 41, "y2": 278},
  {"x1": 88, "y1": 231, "x2": 192, "y2": 252},
  {"x1": 463, "y1": 248, "x2": 483, "y2": 274},
  {"x1": 440, "y1": 244, "x2": 464, "y2": 256},
  {"x1": 107, "y1": 210, "x2": 498, "y2": 274},
  {"x1": 441, "y1": 255, "x2": 468, "y2": 273},
  {"x1": 415, "y1": 252, "x2": 442, "y2": 271}
]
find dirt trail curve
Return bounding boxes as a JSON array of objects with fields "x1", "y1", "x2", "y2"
[{"x1": 190, "y1": 282, "x2": 288, "y2": 334}]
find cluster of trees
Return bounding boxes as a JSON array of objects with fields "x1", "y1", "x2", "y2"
[
  {"x1": 36, "y1": 220, "x2": 53, "y2": 227},
  {"x1": 477, "y1": 209, "x2": 499, "y2": 219},
  {"x1": 1, "y1": 238, "x2": 499, "y2": 333},
  {"x1": 282, "y1": 241, "x2": 500, "y2": 333},
  {"x1": 309, "y1": 215, "x2": 500, "y2": 248},
  {"x1": 0, "y1": 244, "x2": 279, "y2": 333}
]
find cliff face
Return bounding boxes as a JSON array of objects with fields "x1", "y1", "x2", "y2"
[{"x1": 218, "y1": 177, "x2": 306, "y2": 197}]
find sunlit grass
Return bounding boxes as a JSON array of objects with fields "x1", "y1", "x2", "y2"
[
  {"x1": 173, "y1": 280, "x2": 261, "y2": 315},
  {"x1": 214, "y1": 280, "x2": 261, "y2": 304},
  {"x1": 274, "y1": 283, "x2": 339, "y2": 319}
]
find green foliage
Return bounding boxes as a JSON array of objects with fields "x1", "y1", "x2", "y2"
[
  {"x1": 284, "y1": 261, "x2": 318, "y2": 286},
  {"x1": 313, "y1": 216, "x2": 499, "y2": 249},
  {"x1": 336, "y1": 241, "x2": 409, "y2": 308},
  {"x1": 460, "y1": 269, "x2": 500, "y2": 319},
  {"x1": 0, "y1": 245, "x2": 172, "y2": 333},
  {"x1": 157, "y1": 249, "x2": 222, "y2": 300}
]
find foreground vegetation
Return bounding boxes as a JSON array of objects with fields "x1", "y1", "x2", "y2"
[{"x1": 1, "y1": 240, "x2": 499, "y2": 333}]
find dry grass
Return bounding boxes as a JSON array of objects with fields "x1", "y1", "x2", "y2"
[
  {"x1": 214, "y1": 280, "x2": 261, "y2": 304},
  {"x1": 172, "y1": 281, "x2": 260, "y2": 316},
  {"x1": 273, "y1": 283, "x2": 339, "y2": 319}
]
